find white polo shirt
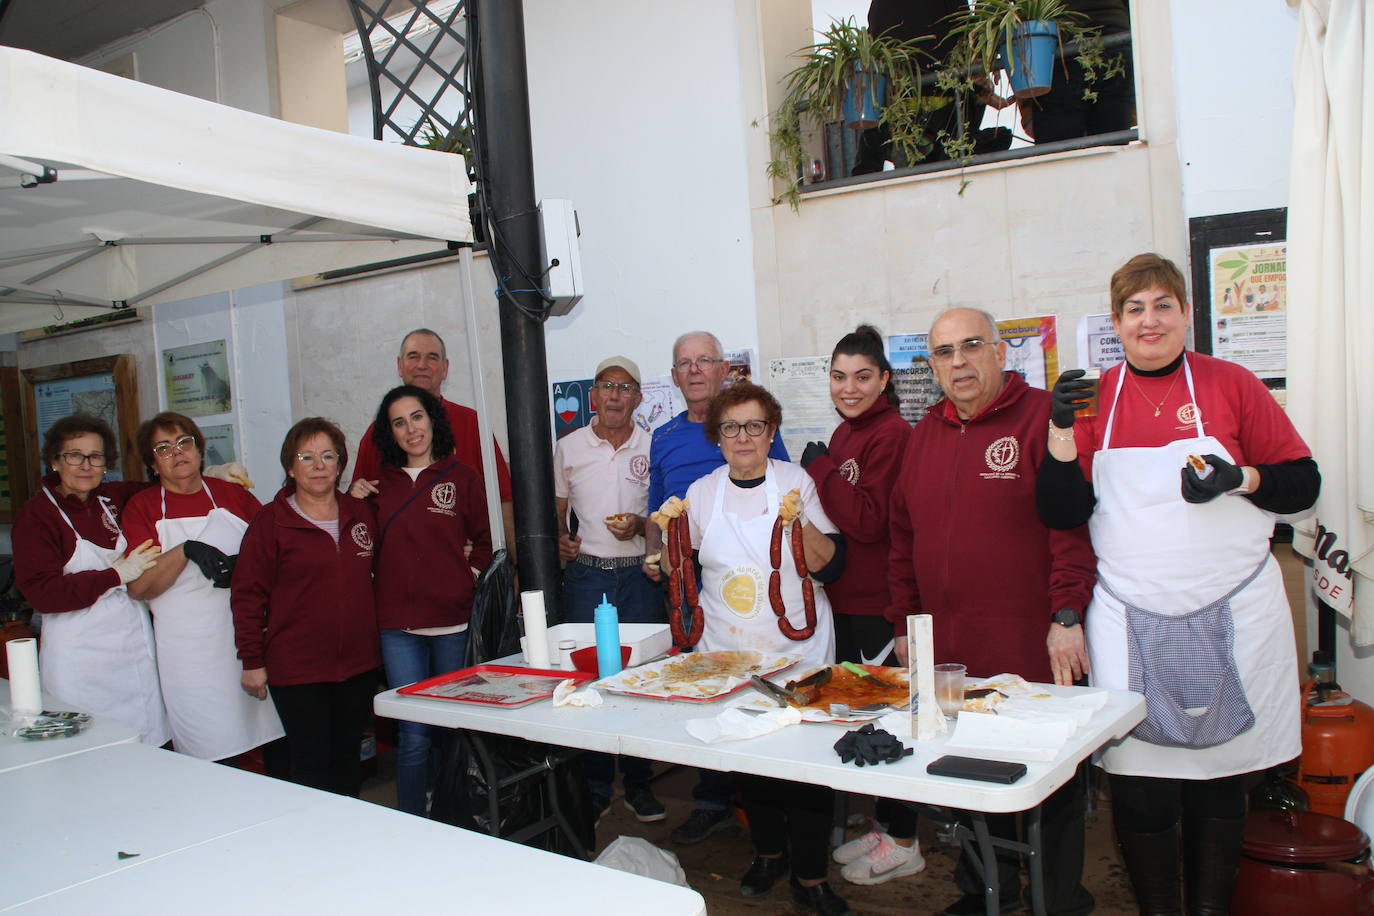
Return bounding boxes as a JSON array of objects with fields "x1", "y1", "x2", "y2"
[{"x1": 553, "y1": 419, "x2": 651, "y2": 558}]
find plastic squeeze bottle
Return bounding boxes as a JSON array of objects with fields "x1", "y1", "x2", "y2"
[{"x1": 594, "y1": 593, "x2": 622, "y2": 677}]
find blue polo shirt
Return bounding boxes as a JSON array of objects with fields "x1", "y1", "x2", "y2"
[{"x1": 647, "y1": 410, "x2": 790, "y2": 509}]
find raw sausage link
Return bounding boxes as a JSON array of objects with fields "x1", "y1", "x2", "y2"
[
  {"x1": 770, "y1": 517, "x2": 783, "y2": 569},
  {"x1": 679, "y1": 517, "x2": 699, "y2": 606},
  {"x1": 769, "y1": 570, "x2": 783, "y2": 615},
  {"x1": 790, "y1": 518, "x2": 808, "y2": 577}
]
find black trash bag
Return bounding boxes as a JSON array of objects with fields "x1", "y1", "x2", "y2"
[
  {"x1": 431, "y1": 549, "x2": 593, "y2": 858},
  {"x1": 430, "y1": 731, "x2": 594, "y2": 858},
  {"x1": 463, "y1": 548, "x2": 520, "y2": 667}
]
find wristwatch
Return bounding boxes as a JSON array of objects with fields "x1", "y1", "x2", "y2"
[{"x1": 1052, "y1": 608, "x2": 1081, "y2": 628}]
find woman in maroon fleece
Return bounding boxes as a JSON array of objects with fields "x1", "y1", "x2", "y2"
[
  {"x1": 231, "y1": 418, "x2": 380, "y2": 797},
  {"x1": 351, "y1": 384, "x2": 493, "y2": 816},
  {"x1": 801, "y1": 325, "x2": 922, "y2": 887}
]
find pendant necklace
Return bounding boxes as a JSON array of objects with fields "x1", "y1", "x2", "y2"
[{"x1": 1129, "y1": 370, "x2": 1181, "y2": 418}]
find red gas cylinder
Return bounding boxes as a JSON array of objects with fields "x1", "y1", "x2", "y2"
[
  {"x1": 1233, "y1": 810, "x2": 1374, "y2": 915},
  {"x1": 1297, "y1": 683, "x2": 1374, "y2": 818}
]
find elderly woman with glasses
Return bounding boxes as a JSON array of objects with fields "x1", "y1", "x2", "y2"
[
  {"x1": 12, "y1": 415, "x2": 168, "y2": 745},
  {"x1": 662, "y1": 382, "x2": 849, "y2": 916},
  {"x1": 231, "y1": 418, "x2": 380, "y2": 796},
  {"x1": 122, "y1": 411, "x2": 283, "y2": 761}
]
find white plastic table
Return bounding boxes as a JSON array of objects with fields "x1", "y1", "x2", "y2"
[
  {"x1": 0, "y1": 678, "x2": 140, "y2": 774},
  {"x1": 375, "y1": 676, "x2": 1145, "y2": 915},
  {"x1": 0, "y1": 743, "x2": 707, "y2": 915}
]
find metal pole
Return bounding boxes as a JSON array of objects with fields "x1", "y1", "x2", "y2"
[{"x1": 471, "y1": 0, "x2": 561, "y2": 614}]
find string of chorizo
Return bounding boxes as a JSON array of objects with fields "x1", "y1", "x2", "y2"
[
  {"x1": 666, "y1": 514, "x2": 704, "y2": 647},
  {"x1": 769, "y1": 515, "x2": 817, "y2": 640}
]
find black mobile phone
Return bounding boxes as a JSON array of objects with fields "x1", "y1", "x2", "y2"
[{"x1": 926, "y1": 755, "x2": 1027, "y2": 784}]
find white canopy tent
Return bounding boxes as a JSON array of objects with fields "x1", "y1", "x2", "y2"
[
  {"x1": 1286, "y1": 0, "x2": 1373, "y2": 642},
  {"x1": 0, "y1": 46, "x2": 472, "y2": 333},
  {"x1": 0, "y1": 47, "x2": 507, "y2": 545}
]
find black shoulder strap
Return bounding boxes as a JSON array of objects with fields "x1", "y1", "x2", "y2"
[{"x1": 376, "y1": 460, "x2": 460, "y2": 548}]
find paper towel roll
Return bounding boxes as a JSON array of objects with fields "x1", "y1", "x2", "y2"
[
  {"x1": 520, "y1": 590, "x2": 551, "y2": 668},
  {"x1": 7, "y1": 637, "x2": 41, "y2": 715},
  {"x1": 907, "y1": 614, "x2": 947, "y2": 740}
]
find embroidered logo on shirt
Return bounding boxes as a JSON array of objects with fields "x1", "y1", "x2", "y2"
[
  {"x1": 629, "y1": 455, "x2": 649, "y2": 482},
  {"x1": 980, "y1": 436, "x2": 1021, "y2": 480},
  {"x1": 838, "y1": 458, "x2": 860, "y2": 485},
  {"x1": 432, "y1": 482, "x2": 456, "y2": 511},
  {"x1": 350, "y1": 523, "x2": 374, "y2": 555},
  {"x1": 101, "y1": 507, "x2": 120, "y2": 536},
  {"x1": 1176, "y1": 403, "x2": 1202, "y2": 431}
]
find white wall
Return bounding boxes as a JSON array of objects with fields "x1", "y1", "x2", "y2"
[{"x1": 1169, "y1": 0, "x2": 1299, "y2": 220}]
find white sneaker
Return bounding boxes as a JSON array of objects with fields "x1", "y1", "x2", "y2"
[
  {"x1": 832, "y1": 828, "x2": 885, "y2": 865},
  {"x1": 840, "y1": 834, "x2": 926, "y2": 885}
]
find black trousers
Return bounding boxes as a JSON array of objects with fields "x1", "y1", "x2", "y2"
[
  {"x1": 737, "y1": 773, "x2": 835, "y2": 881},
  {"x1": 1108, "y1": 771, "x2": 1249, "y2": 832},
  {"x1": 269, "y1": 669, "x2": 377, "y2": 798}
]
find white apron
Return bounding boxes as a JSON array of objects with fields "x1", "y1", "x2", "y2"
[
  {"x1": 151, "y1": 485, "x2": 283, "y2": 761},
  {"x1": 696, "y1": 467, "x2": 835, "y2": 670},
  {"x1": 37, "y1": 489, "x2": 170, "y2": 746},
  {"x1": 1086, "y1": 358, "x2": 1300, "y2": 778}
]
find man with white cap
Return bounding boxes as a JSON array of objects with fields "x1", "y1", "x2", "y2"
[{"x1": 553, "y1": 355, "x2": 665, "y2": 823}]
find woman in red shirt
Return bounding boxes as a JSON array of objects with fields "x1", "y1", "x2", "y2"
[
  {"x1": 232, "y1": 418, "x2": 380, "y2": 797},
  {"x1": 351, "y1": 385, "x2": 493, "y2": 816}
]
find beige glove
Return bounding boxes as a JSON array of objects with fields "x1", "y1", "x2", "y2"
[
  {"x1": 204, "y1": 461, "x2": 255, "y2": 490},
  {"x1": 114, "y1": 539, "x2": 161, "y2": 584}
]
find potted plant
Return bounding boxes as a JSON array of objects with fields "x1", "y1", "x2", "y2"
[
  {"x1": 942, "y1": 0, "x2": 1120, "y2": 101},
  {"x1": 765, "y1": 17, "x2": 935, "y2": 210}
]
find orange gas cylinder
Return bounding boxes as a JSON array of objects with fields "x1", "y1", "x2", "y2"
[{"x1": 1297, "y1": 682, "x2": 1374, "y2": 819}]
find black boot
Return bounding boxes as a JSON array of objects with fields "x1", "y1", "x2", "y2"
[
  {"x1": 1183, "y1": 815, "x2": 1247, "y2": 916},
  {"x1": 1116, "y1": 824, "x2": 1183, "y2": 915}
]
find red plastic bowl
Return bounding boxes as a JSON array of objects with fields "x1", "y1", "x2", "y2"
[{"x1": 570, "y1": 645, "x2": 632, "y2": 674}]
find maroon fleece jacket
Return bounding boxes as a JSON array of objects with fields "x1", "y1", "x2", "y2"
[
  {"x1": 884, "y1": 372, "x2": 1095, "y2": 682},
  {"x1": 807, "y1": 399, "x2": 912, "y2": 617},
  {"x1": 231, "y1": 487, "x2": 381, "y2": 685}
]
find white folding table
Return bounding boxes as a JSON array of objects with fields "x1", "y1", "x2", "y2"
[
  {"x1": 1, "y1": 678, "x2": 140, "y2": 774},
  {"x1": 0, "y1": 742, "x2": 707, "y2": 915},
  {"x1": 375, "y1": 677, "x2": 1145, "y2": 916}
]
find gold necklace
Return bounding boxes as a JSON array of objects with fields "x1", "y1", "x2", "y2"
[{"x1": 1129, "y1": 369, "x2": 1181, "y2": 418}]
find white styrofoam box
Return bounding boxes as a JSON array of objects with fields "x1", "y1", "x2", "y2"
[{"x1": 520, "y1": 623, "x2": 671, "y2": 669}]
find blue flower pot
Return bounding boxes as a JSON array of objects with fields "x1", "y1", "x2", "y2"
[
  {"x1": 842, "y1": 61, "x2": 886, "y2": 129},
  {"x1": 1000, "y1": 19, "x2": 1059, "y2": 99}
]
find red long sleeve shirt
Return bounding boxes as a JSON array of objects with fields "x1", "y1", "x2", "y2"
[
  {"x1": 807, "y1": 399, "x2": 912, "y2": 617},
  {"x1": 13, "y1": 477, "x2": 149, "y2": 613},
  {"x1": 885, "y1": 372, "x2": 1096, "y2": 682},
  {"x1": 231, "y1": 487, "x2": 381, "y2": 685},
  {"x1": 371, "y1": 458, "x2": 493, "y2": 630}
]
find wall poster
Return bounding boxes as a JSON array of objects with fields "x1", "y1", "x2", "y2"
[
  {"x1": 767, "y1": 356, "x2": 839, "y2": 460},
  {"x1": 163, "y1": 339, "x2": 232, "y2": 417},
  {"x1": 1208, "y1": 243, "x2": 1287, "y2": 379},
  {"x1": 887, "y1": 332, "x2": 938, "y2": 425}
]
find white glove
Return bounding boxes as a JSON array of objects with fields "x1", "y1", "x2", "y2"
[
  {"x1": 114, "y1": 539, "x2": 161, "y2": 584},
  {"x1": 204, "y1": 461, "x2": 255, "y2": 490}
]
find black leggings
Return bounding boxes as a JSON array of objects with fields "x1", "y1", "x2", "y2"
[
  {"x1": 269, "y1": 670, "x2": 377, "y2": 798},
  {"x1": 737, "y1": 773, "x2": 834, "y2": 881},
  {"x1": 1109, "y1": 772, "x2": 1250, "y2": 834}
]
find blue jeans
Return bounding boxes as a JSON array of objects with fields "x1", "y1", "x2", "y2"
[
  {"x1": 561, "y1": 560, "x2": 665, "y2": 624},
  {"x1": 380, "y1": 628, "x2": 468, "y2": 816},
  {"x1": 563, "y1": 561, "x2": 664, "y2": 797}
]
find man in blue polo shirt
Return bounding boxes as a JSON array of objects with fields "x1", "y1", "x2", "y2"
[{"x1": 646, "y1": 329, "x2": 788, "y2": 846}]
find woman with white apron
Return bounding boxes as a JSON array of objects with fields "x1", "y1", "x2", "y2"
[
  {"x1": 1039, "y1": 255, "x2": 1320, "y2": 916},
  {"x1": 671, "y1": 383, "x2": 849, "y2": 916},
  {"x1": 122, "y1": 412, "x2": 284, "y2": 762},
  {"x1": 12, "y1": 415, "x2": 168, "y2": 746}
]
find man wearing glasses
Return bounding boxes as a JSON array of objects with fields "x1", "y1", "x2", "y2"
[
  {"x1": 646, "y1": 330, "x2": 789, "y2": 846},
  {"x1": 884, "y1": 308, "x2": 1096, "y2": 916},
  {"x1": 552, "y1": 356, "x2": 666, "y2": 824}
]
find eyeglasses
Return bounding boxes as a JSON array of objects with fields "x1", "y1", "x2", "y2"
[
  {"x1": 929, "y1": 338, "x2": 993, "y2": 364},
  {"x1": 593, "y1": 380, "x2": 639, "y2": 394},
  {"x1": 151, "y1": 435, "x2": 197, "y2": 459},
  {"x1": 673, "y1": 356, "x2": 724, "y2": 373},
  {"x1": 718, "y1": 419, "x2": 769, "y2": 439},
  {"x1": 295, "y1": 451, "x2": 340, "y2": 466},
  {"x1": 58, "y1": 450, "x2": 107, "y2": 468}
]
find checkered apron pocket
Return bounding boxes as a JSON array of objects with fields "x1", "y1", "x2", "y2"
[{"x1": 1099, "y1": 556, "x2": 1267, "y2": 749}]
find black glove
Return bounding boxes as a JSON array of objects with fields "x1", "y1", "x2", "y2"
[
  {"x1": 1050, "y1": 369, "x2": 1095, "y2": 429},
  {"x1": 183, "y1": 539, "x2": 237, "y2": 588},
  {"x1": 1180, "y1": 454, "x2": 1244, "y2": 504},
  {"x1": 833, "y1": 723, "x2": 913, "y2": 767},
  {"x1": 800, "y1": 441, "x2": 829, "y2": 470}
]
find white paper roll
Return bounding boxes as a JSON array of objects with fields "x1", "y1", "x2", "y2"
[
  {"x1": 907, "y1": 614, "x2": 947, "y2": 740},
  {"x1": 520, "y1": 590, "x2": 551, "y2": 668},
  {"x1": 7, "y1": 637, "x2": 42, "y2": 715}
]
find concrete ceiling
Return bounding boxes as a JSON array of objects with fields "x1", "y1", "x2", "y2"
[{"x1": 0, "y1": 0, "x2": 208, "y2": 62}]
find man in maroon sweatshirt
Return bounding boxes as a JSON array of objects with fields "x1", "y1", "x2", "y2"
[{"x1": 885, "y1": 307, "x2": 1095, "y2": 916}]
